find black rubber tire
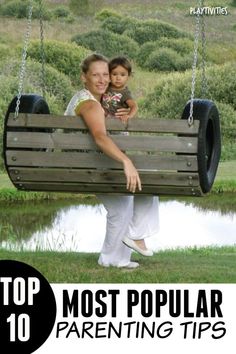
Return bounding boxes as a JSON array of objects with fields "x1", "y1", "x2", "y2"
[
  {"x1": 181, "y1": 99, "x2": 221, "y2": 194},
  {"x1": 3, "y1": 94, "x2": 50, "y2": 170}
]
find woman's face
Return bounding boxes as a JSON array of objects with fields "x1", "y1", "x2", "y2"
[{"x1": 82, "y1": 61, "x2": 110, "y2": 99}]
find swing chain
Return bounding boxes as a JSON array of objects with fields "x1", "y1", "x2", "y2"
[
  {"x1": 14, "y1": 0, "x2": 33, "y2": 119},
  {"x1": 39, "y1": 0, "x2": 46, "y2": 99},
  {"x1": 188, "y1": 0, "x2": 208, "y2": 126},
  {"x1": 200, "y1": 13, "x2": 208, "y2": 97}
]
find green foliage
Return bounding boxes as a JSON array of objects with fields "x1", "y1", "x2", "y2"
[
  {"x1": 137, "y1": 38, "x2": 194, "y2": 70},
  {"x1": 72, "y1": 29, "x2": 139, "y2": 59},
  {"x1": 145, "y1": 48, "x2": 182, "y2": 72},
  {"x1": 51, "y1": 6, "x2": 74, "y2": 22},
  {"x1": 95, "y1": 8, "x2": 122, "y2": 21},
  {"x1": 125, "y1": 19, "x2": 190, "y2": 45},
  {"x1": 0, "y1": 44, "x2": 14, "y2": 60},
  {"x1": 231, "y1": 0, "x2": 236, "y2": 6},
  {"x1": 214, "y1": 101, "x2": 236, "y2": 160},
  {"x1": 100, "y1": 15, "x2": 137, "y2": 35},
  {"x1": 0, "y1": 58, "x2": 74, "y2": 109},
  {"x1": 0, "y1": 58, "x2": 75, "y2": 169},
  {"x1": 69, "y1": 0, "x2": 103, "y2": 16},
  {"x1": 0, "y1": 0, "x2": 52, "y2": 20},
  {"x1": 27, "y1": 40, "x2": 90, "y2": 86},
  {"x1": 139, "y1": 62, "x2": 236, "y2": 160}
]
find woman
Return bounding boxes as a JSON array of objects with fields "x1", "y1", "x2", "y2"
[{"x1": 65, "y1": 53, "x2": 159, "y2": 268}]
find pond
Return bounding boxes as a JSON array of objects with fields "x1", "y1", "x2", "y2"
[{"x1": 0, "y1": 194, "x2": 236, "y2": 252}]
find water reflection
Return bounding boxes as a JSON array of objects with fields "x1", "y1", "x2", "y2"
[{"x1": 0, "y1": 196, "x2": 236, "y2": 252}]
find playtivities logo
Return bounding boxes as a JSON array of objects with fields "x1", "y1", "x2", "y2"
[{"x1": 189, "y1": 6, "x2": 228, "y2": 15}]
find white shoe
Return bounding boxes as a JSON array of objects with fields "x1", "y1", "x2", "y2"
[
  {"x1": 118, "y1": 261, "x2": 140, "y2": 269},
  {"x1": 122, "y1": 236, "x2": 153, "y2": 257}
]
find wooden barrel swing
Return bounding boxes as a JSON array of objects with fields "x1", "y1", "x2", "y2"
[{"x1": 2, "y1": 1, "x2": 221, "y2": 197}]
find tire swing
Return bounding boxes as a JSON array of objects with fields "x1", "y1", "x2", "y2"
[{"x1": 3, "y1": 0, "x2": 221, "y2": 196}]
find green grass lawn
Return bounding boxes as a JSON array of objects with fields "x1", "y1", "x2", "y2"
[{"x1": 0, "y1": 246, "x2": 235, "y2": 283}]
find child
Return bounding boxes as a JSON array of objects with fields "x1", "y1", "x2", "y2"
[{"x1": 102, "y1": 56, "x2": 138, "y2": 122}]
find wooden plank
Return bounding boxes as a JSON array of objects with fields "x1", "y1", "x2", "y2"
[
  {"x1": 6, "y1": 150, "x2": 198, "y2": 171},
  {"x1": 7, "y1": 132, "x2": 198, "y2": 153},
  {"x1": 12, "y1": 181, "x2": 203, "y2": 196},
  {"x1": 8, "y1": 113, "x2": 200, "y2": 134},
  {"x1": 8, "y1": 168, "x2": 200, "y2": 187}
]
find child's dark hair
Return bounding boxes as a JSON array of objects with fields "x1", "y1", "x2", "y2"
[{"x1": 109, "y1": 56, "x2": 132, "y2": 75}]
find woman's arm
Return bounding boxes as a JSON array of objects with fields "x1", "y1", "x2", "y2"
[{"x1": 79, "y1": 101, "x2": 142, "y2": 193}]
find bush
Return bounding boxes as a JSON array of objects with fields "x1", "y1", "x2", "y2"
[
  {"x1": 95, "y1": 9, "x2": 122, "y2": 22},
  {"x1": 140, "y1": 62, "x2": 236, "y2": 119},
  {"x1": 137, "y1": 38, "x2": 198, "y2": 71},
  {"x1": 214, "y1": 101, "x2": 236, "y2": 160},
  {"x1": 0, "y1": 58, "x2": 74, "y2": 111},
  {"x1": 136, "y1": 42, "x2": 157, "y2": 68},
  {"x1": 125, "y1": 19, "x2": 190, "y2": 45},
  {"x1": 52, "y1": 6, "x2": 74, "y2": 22},
  {"x1": 157, "y1": 37, "x2": 194, "y2": 56},
  {"x1": 0, "y1": 58, "x2": 75, "y2": 169},
  {"x1": 100, "y1": 16, "x2": 137, "y2": 35},
  {"x1": 0, "y1": 0, "x2": 52, "y2": 20},
  {"x1": 145, "y1": 48, "x2": 181, "y2": 72},
  {"x1": 139, "y1": 62, "x2": 236, "y2": 160},
  {"x1": 27, "y1": 40, "x2": 90, "y2": 86},
  {"x1": 69, "y1": 0, "x2": 103, "y2": 16},
  {"x1": 72, "y1": 29, "x2": 139, "y2": 59}
]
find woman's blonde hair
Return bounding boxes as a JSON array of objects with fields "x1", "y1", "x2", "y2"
[{"x1": 81, "y1": 53, "x2": 109, "y2": 74}]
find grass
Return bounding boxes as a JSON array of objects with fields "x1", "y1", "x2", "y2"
[{"x1": 0, "y1": 246, "x2": 235, "y2": 283}]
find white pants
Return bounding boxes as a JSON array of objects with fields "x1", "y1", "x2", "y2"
[{"x1": 97, "y1": 195, "x2": 159, "y2": 267}]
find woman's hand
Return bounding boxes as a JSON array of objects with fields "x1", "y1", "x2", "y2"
[{"x1": 123, "y1": 159, "x2": 142, "y2": 193}]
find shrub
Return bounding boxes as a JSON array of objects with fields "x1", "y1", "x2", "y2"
[
  {"x1": 95, "y1": 9, "x2": 122, "y2": 22},
  {"x1": 157, "y1": 37, "x2": 194, "y2": 56},
  {"x1": 139, "y1": 62, "x2": 236, "y2": 160},
  {"x1": 136, "y1": 42, "x2": 157, "y2": 68},
  {"x1": 0, "y1": 44, "x2": 15, "y2": 61},
  {"x1": 145, "y1": 48, "x2": 182, "y2": 72},
  {"x1": 137, "y1": 39, "x2": 195, "y2": 70},
  {"x1": 100, "y1": 16, "x2": 137, "y2": 35},
  {"x1": 0, "y1": 58, "x2": 74, "y2": 111},
  {"x1": 125, "y1": 19, "x2": 190, "y2": 45},
  {"x1": 0, "y1": 0, "x2": 52, "y2": 20},
  {"x1": 27, "y1": 40, "x2": 90, "y2": 86},
  {"x1": 140, "y1": 62, "x2": 236, "y2": 119},
  {"x1": 0, "y1": 58, "x2": 75, "y2": 169},
  {"x1": 214, "y1": 101, "x2": 236, "y2": 160},
  {"x1": 52, "y1": 6, "x2": 72, "y2": 18},
  {"x1": 69, "y1": 0, "x2": 103, "y2": 16},
  {"x1": 72, "y1": 29, "x2": 139, "y2": 59}
]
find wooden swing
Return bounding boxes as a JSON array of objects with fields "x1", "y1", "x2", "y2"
[{"x1": 3, "y1": 1, "x2": 221, "y2": 196}]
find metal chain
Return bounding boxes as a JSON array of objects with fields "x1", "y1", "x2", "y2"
[
  {"x1": 39, "y1": 0, "x2": 46, "y2": 98},
  {"x1": 200, "y1": 10, "x2": 208, "y2": 98},
  {"x1": 188, "y1": 2, "x2": 201, "y2": 126},
  {"x1": 14, "y1": 0, "x2": 34, "y2": 119}
]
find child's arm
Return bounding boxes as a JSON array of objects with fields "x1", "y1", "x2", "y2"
[{"x1": 116, "y1": 98, "x2": 138, "y2": 122}]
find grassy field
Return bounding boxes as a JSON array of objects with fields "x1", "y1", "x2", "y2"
[{"x1": 0, "y1": 246, "x2": 235, "y2": 283}]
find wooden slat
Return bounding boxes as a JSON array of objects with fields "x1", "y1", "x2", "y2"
[
  {"x1": 7, "y1": 132, "x2": 198, "y2": 153},
  {"x1": 8, "y1": 113, "x2": 200, "y2": 134},
  {"x1": 8, "y1": 168, "x2": 200, "y2": 187},
  {"x1": 6, "y1": 150, "x2": 198, "y2": 171},
  {"x1": 12, "y1": 182, "x2": 203, "y2": 196}
]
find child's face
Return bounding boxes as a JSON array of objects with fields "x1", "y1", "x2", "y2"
[{"x1": 110, "y1": 65, "x2": 129, "y2": 90}]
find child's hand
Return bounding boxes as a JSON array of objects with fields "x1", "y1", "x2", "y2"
[{"x1": 115, "y1": 108, "x2": 130, "y2": 120}]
